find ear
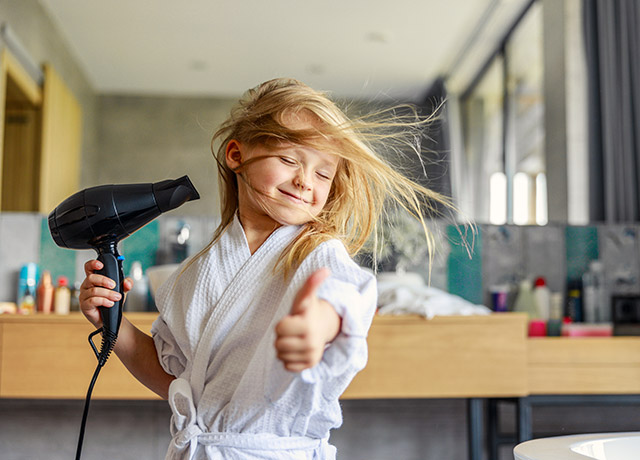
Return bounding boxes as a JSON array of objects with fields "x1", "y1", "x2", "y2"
[{"x1": 225, "y1": 140, "x2": 244, "y2": 170}]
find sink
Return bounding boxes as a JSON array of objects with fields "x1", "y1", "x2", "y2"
[{"x1": 514, "y1": 432, "x2": 640, "y2": 460}]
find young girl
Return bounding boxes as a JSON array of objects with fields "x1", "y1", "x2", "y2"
[{"x1": 79, "y1": 78, "x2": 451, "y2": 459}]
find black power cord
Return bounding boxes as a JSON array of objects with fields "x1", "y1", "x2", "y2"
[{"x1": 76, "y1": 329, "x2": 116, "y2": 460}]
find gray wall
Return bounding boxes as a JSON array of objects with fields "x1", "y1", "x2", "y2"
[{"x1": 96, "y1": 94, "x2": 237, "y2": 216}]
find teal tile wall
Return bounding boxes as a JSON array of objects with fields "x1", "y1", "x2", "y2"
[
  {"x1": 447, "y1": 225, "x2": 483, "y2": 304},
  {"x1": 120, "y1": 220, "x2": 160, "y2": 276},
  {"x1": 38, "y1": 217, "x2": 160, "y2": 284},
  {"x1": 565, "y1": 226, "x2": 599, "y2": 281},
  {"x1": 38, "y1": 217, "x2": 76, "y2": 284}
]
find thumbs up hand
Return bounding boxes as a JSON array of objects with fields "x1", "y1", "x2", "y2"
[{"x1": 275, "y1": 268, "x2": 342, "y2": 372}]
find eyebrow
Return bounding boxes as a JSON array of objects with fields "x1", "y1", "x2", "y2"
[{"x1": 290, "y1": 147, "x2": 338, "y2": 168}]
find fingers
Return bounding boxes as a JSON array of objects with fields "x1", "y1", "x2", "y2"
[
  {"x1": 291, "y1": 268, "x2": 330, "y2": 314},
  {"x1": 84, "y1": 259, "x2": 103, "y2": 277},
  {"x1": 275, "y1": 335, "x2": 308, "y2": 353},
  {"x1": 79, "y1": 259, "x2": 122, "y2": 310},
  {"x1": 79, "y1": 285, "x2": 122, "y2": 308},
  {"x1": 275, "y1": 315, "x2": 307, "y2": 337},
  {"x1": 274, "y1": 336, "x2": 319, "y2": 372}
]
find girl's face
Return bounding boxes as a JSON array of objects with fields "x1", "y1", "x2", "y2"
[{"x1": 226, "y1": 116, "x2": 339, "y2": 229}]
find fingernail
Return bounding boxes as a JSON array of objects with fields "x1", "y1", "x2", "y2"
[
  {"x1": 113, "y1": 293, "x2": 122, "y2": 300},
  {"x1": 106, "y1": 300, "x2": 114, "y2": 306},
  {"x1": 108, "y1": 281, "x2": 116, "y2": 289}
]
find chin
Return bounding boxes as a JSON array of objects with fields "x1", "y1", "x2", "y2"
[{"x1": 271, "y1": 209, "x2": 316, "y2": 227}]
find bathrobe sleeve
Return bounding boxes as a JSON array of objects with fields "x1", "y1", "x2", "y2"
[
  {"x1": 151, "y1": 316, "x2": 188, "y2": 378},
  {"x1": 295, "y1": 240, "x2": 378, "y2": 399}
]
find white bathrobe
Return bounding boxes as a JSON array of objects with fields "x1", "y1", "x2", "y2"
[{"x1": 151, "y1": 216, "x2": 377, "y2": 460}]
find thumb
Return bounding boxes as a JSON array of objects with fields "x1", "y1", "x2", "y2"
[
  {"x1": 123, "y1": 277, "x2": 134, "y2": 293},
  {"x1": 290, "y1": 268, "x2": 331, "y2": 315}
]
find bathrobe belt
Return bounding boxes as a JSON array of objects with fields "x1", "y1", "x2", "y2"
[{"x1": 168, "y1": 378, "x2": 331, "y2": 459}]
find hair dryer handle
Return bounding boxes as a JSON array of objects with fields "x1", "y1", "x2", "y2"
[{"x1": 96, "y1": 252, "x2": 124, "y2": 344}]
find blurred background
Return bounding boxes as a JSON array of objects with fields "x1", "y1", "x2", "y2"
[{"x1": 1, "y1": 1, "x2": 639, "y2": 459}]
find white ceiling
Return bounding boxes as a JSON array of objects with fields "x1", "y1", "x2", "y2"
[{"x1": 39, "y1": 0, "x2": 529, "y2": 101}]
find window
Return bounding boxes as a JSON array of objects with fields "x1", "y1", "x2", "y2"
[{"x1": 461, "y1": 1, "x2": 546, "y2": 225}]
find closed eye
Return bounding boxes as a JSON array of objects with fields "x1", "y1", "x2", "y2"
[
  {"x1": 316, "y1": 171, "x2": 332, "y2": 181},
  {"x1": 280, "y1": 156, "x2": 298, "y2": 166}
]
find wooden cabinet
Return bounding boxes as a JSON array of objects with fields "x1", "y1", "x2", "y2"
[
  {"x1": 343, "y1": 314, "x2": 528, "y2": 399},
  {"x1": 528, "y1": 337, "x2": 640, "y2": 394},
  {"x1": 0, "y1": 50, "x2": 82, "y2": 214},
  {"x1": 0, "y1": 313, "x2": 158, "y2": 399},
  {"x1": 39, "y1": 63, "x2": 82, "y2": 214},
  {"x1": 0, "y1": 312, "x2": 529, "y2": 400}
]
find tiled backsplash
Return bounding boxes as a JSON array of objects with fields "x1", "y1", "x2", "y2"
[
  {"x1": 1, "y1": 212, "x2": 639, "y2": 312},
  {"x1": 448, "y1": 223, "x2": 640, "y2": 310},
  {"x1": 0, "y1": 212, "x2": 219, "y2": 303}
]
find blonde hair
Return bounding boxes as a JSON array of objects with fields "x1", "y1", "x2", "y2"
[{"x1": 202, "y1": 78, "x2": 456, "y2": 276}]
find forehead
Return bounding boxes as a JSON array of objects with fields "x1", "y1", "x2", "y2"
[{"x1": 279, "y1": 109, "x2": 341, "y2": 161}]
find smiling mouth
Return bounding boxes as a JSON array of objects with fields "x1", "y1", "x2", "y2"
[{"x1": 278, "y1": 189, "x2": 311, "y2": 204}]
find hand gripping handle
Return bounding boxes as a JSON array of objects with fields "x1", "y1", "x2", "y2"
[{"x1": 96, "y1": 252, "x2": 124, "y2": 346}]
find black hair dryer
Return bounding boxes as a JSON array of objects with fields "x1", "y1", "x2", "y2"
[{"x1": 48, "y1": 176, "x2": 200, "y2": 365}]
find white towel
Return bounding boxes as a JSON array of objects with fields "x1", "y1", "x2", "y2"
[{"x1": 376, "y1": 272, "x2": 490, "y2": 318}]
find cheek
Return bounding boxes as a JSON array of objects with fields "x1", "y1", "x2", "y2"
[
  {"x1": 245, "y1": 167, "x2": 280, "y2": 190},
  {"x1": 314, "y1": 182, "x2": 333, "y2": 207}
]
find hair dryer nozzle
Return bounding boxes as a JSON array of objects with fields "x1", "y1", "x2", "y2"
[{"x1": 152, "y1": 175, "x2": 200, "y2": 213}]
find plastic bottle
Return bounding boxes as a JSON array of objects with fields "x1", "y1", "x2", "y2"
[
  {"x1": 547, "y1": 292, "x2": 564, "y2": 336},
  {"x1": 533, "y1": 277, "x2": 551, "y2": 320},
  {"x1": 70, "y1": 281, "x2": 81, "y2": 312},
  {"x1": 36, "y1": 270, "x2": 55, "y2": 314},
  {"x1": 582, "y1": 265, "x2": 596, "y2": 323},
  {"x1": 582, "y1": 260, "x2": 609, "y2": 323},
  {"x1": 566, "y1": 280, "x2": 583, "y2": 322},
  {"x1": 514, "y1": 279, "x2": 539, "y2": 319},
  {"x1": 124, "y1": 261, "x2": 149, "y2": 312},
  {"x1": 17, "y1": 263, "x2": 38, "y2": 308},
  {"x1": 19, "y1": 284, "x2": 36, "y2": 314},
  {"x1": 54, "y1": 276, "x2": 71, "y2": 315}
]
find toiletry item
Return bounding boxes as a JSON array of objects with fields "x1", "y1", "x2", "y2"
[
  {"x1": 533, "y1": 277, "x2": 551, "y2": 320},
  {"x1": 17, "y1": 263, "x2": 39, "y2": 307},
  {"x1": 550, "y1": 292, "x2": 563, "y2": 320},
  {"x1": 19, "y1": 284, "x2": 36, "y2": 314},
  {"x1": 560, "y1": 316, "x2": 573, "y2": 335},
  {"x1": 528, "y1": 319, "x2": 547, "y2": 337},
  {"x1": 547, "y1": 292, "x2": 564, "y2": 336},
  {"x1": 490, "y1": 284, "x2": 510, "y2": 312},
  {"x1": 547, "y1": 319, "x2": 562, "y2": 336},
  {"x1": 0, "y1": 302, "x2": 17, "y2": 314},
  {"x1": 582, "y1": 260, "x2": 609, "y2": 323},
  {"x1": 36, "y1": 270, "x2": 55, "y2": 314},
  {"x1": 514, "y1": 279, "x2": 539, "y2": 319},
  {"x1": 124, "y1": 261, "x2": 149, "y2": 312},
  {"x1": 566, "y1": 280, "x2": 583, "y2": 322},
  {"x1": 561, "y1": 323, "x2": 613, "y2": 337},
  {"x1": 70, "y1": 281, "x2": 81, "y2": 312},
  {"x1": 54, "y1": 276, "x2": 71, "y2": 315}
]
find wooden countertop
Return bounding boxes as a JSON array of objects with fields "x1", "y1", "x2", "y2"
[
  {"x1": 0, "y1": 312, "x2": 530, "y2": 400},
  {"x1": 527, "y1": 336, "x2": 640, "y2": 394},
  {"x1": 10, "y1": 312, "x2": 640, "y2": 400},
  {"x1": 344, "y1": 313, "x2": 528, "y2": 399},
  {"x1": 0, "y1": 312, "x2": 157, "y2": 399}
]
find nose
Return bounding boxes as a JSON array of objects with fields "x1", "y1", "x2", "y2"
[{"x1": 293, "y1": 169, "x2": 312, "y2": 190}]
